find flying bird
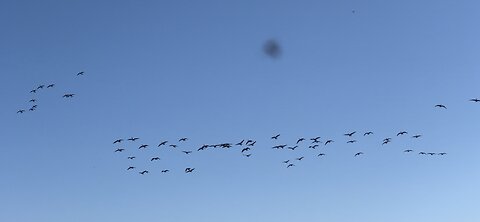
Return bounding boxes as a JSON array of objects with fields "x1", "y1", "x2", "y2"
[
  {"x1": 158, "y1": 141, "x2": 168, "y2": 147},
  {"x1": 37, "y1": 85, "x2": 45, "y2": 89},
  {"x1": 325, "y1": 140, "x2": 334, "y2": 145},
  {"x1": 185, "y1": 168, "x2": 195, "y2": 173},
  {"x1": 287, "y1": 146, "x2": 298, "y2": 150},
  {"x1": 128, "y1": 137, "x2": 140, "y2": 142},
  {"x1": 138, "y1": 144, "x2": 149, "y2": 149},
  {"x1": 161, "y1": 169, "x2": 170, "y2": 173},
  {"x1": 114, "y1": 148, "x2": 125, "y2": 152},
  {"x1": 243, "y1": 154, "x2": 252, "y2": 157},
  {"x1": 127, "y1": 156, "x2": 136, "y2": 160},
  {"x1": 438, "y1": 152, "x2": 447, "y2": 155},
  {"x1": 347, "y1": 140, "x2": 357, "y2": 144},
  {"x1": 296, "y1": 138, "x2": 305, "y2": 144},
  {"x1": 419, "y1": 152, "x2": 427, "y2": 155},
  {"x1": 412, "y1": 134, "x2": 422, "y2": 139},
  {"x1": 47, "y1": 84, "x2": 55, "y2": 88},
  {"x1": 397, "y1": 131, "x2": 408, "y2": 136},
  {"x1": 344, "y1": 131, "x2": 356, "y2": 137},
  {"x1": 247, "y1": 141, "x2": 256, "y2": 146},
  {"x1": 283, "y1": 160, "x2": 290, "y2": 164},
  {"x1": 310, "y1": 137, "x2": 321, "y2": 143},
  {"x1": 150, "y1": 157, "x2": 160, "y2": 161},
  {"x1": 179, "y1": 137, "x2": 188, "y2": 142},
  {"x1": 287, "y1": 164, "x2": 295, "y2": 168},
  {"x1": 271, "y1": 134, "x2": 280, "y2": 140},
  {"x1": 317, "y1": 153, "x2": 326, "y2": 157},
  {"x1": 296, "y1": 156, "x2": 305, "y2": 161},
  {"x1": 17, "y1": 109, "x2": 25, "y2": 114},
  {"x1": 241, "y1": 147, "x2": 251, "y2": 153},
  {"x1": 309, "y1": 145, "x2": 319, "y2": 149},
  {"x1": 29, "y1": 99, "x2": 36, "y2": 103},
  {"x1": 470, "y1": 98, "x2": 480, "y2": 102},
  {"x1": 139, "y1": 170, "x2": 149, "y2": 175},
  {"x1": 236, "y1": 140, "x2": 244, "y2": 146},
  {"x1": 435, "y1": 104, "x2": 447, "y2": 109},
  {"x1": 354, "y1": 152, "x2": 364, "y2": 157},
  {"x1": 364, "y1": 131, "x2": 373, "y2": 136},
  {"x1": 404, "y1": 149, "x2": 414, "y2": 153},
  {"x1": 77, "y1": 71, "x2": 84, "y2": 76},
  {"x1": 30, "y1": 89, "x2": 37, "y2": 93},
  {"x1": 113, "y1": 139, "x2": 123, "y2": 144},
  {"x1": 182, "y1": 151, "x2": 192, "y2": 154},
  {"x1": 63, "y1": 94, "x2": 75, "y2": 98},
  {"x1": 169, "y1": 144, "x2": 177, "y2": 148},
  {"x1": 127, "y1": 167, "x2": 135, "y2": 170}
]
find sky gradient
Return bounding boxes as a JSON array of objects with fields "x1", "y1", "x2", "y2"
[{"x1": 1, "y1": 0, "x2": 480, "y2": 221}]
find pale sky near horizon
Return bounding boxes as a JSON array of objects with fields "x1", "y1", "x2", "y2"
[{"x1": 1, "y1": 1, "x2": 480, "y2": 221}]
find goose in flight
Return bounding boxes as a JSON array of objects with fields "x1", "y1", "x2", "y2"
[
  {"x1": 287, "y1": 146, "x2": 298, "y2": 150},
  {"x1": 272, "y1": 144, "x2": 287, "y2": 149},
  {"x1": 138, "y1": 144, "x2": 149, "y2": 149},
  {"x1": 404, "y1": 149, "x2": 414, "y2": 153},
  {"x1": 412, "y1": 134, "x2": 422, "y2": 139},
  {"x1": 296, "y1": 156, "x2": 305, "y2": 161},
  {"x1": 47, "y1": 84, "x2": 55, "y2": 88},
  {"x1": 364, "y1": 131, "x2": 373, "y2": 136},
  {"x1": 185, "y1": 168, "x2": 195, "y2": 173},
  {"x1": 271, "y1": 134, "x2": 280, "y2": 140},
  {"x1": 246, "y1": 141, "x2": 256, "y2": 146},
  {"x1": 158, "y1": 141, "x2": 168, "y2": 147},
  {"x1": 139, "y1": 170, "x2": 149, "y2": 175},
  {"x1": 283, "y1": 160, "x2": 290, "y2": 164},
  {"x1": 169, "y1": 144, "x2": 177, "y2": 148},
  {"x1": 113, "y1": 139, "x2": 123, "y2": 144},
  {"x1": 438, "y1": 152, "x2": 447, "y2": 155},
  {"x1": 241, "y1": 147, "x2": 251, "y2": 153},
  {"x1": 309, "y1": 145, "x2": 319, "y2": 149},
  {"x1": 317, "y1": 153, "x2": 326, "y2": 157},
  {"x1": 287, "y1": 164, "x2": 295, "y2": 168},
  {"x1": 30, "y1": 89, "x2": 37, "y2": 93},
  {"x1": 63, "y1": 94, "x2": 75, "y2": 98},
  {"x1": 29, "y1": 107, "x2": 36, "y2": 112},
  {"x1": 427, "y1": 152, "x2": 436, "y2": 155},
  {"x1": 243, "y1": 154, "x2": 252, "y2": 157},
  {"x1": 419, "y1": 152, "x2": 427, "y2": 155},
  {"x1": 128, "y1": 137, "x2": 140, "y2": 142},
  {"x1": 198, "y1": 145, "x2": 208, "y2": 151},
  {"x1": 127, "y1": 156, "x2": 136, "y2": 160},
  {"x1": 179, "y1": 137, "x2": 188, "y2": 142},
  {"x1": 150, "y1": 157, "x2": 160, "y2": 161},
  {"x1": 435, "y1": 104, "x2": 447, "y2": 109},
  {"x1": 344, "y1": 131, "x2": 356, "y2": 137},
  {"x1": 397, "y1": 131, "x2": 408, "y2": 136},
  {"x1": 77, "y1": 71, "x2": 84, "y2": 76},
  {"x1": 354, "y1": 152, "x2": 364, "y2": 157},
  {"x1": 161, "y1": 169, "x2": 170, "y2": 173},
  {"x1": 37, "y1": 85, "x2": 45, "y2": 89},
  {"x1": 296, "y1": 138, "x2": 305, "y2": 144},
  {"x1": 114, "y1": 148, "x2": 125, "y2": 152},
  {"x1": 17, "y1": 109, "x2": 26, "y2": 114},
  {"x1": 347, "y1": 140, "x2": 357, "y2": 144},
  {"x1": 470, "y1": 98, "x2": 480, "y2": 102},
  {"x1": 236, "y1": 140, "x2": 244, "y2": 146},
  {"x1": 325, "y1": 140, "x2": 334, "y2": 145},
  {"x1": 29, "y1": 99, "x2": 36, "y2": 103},
  {"x1": 182, "y1": 151, "x2": 192, "y2": 154},
  {"x1": 127, "y1": 166, "x2": 135, "y2": 170}
]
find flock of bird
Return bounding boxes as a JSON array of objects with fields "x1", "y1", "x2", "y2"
[{"x1": 16, "y1": 71, "x2": 84, "y2": 114}]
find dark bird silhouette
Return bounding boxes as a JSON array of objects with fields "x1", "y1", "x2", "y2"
[
  {"x1": 63, "y1": 93, "x2": 75, "y2": 98},
  {"x1": 296, "y1": 138, "x2": 305, "y2": 144},
  {"x1": 182, "y1": 151, "x2": 192, "y2": 154},
  {"x1": 419, "y1": 152, "x2": 427, "y2": 155},
  {"x1": 309, "y1": 145, "x2": 319, "y2": 149},
  {"x1": 271, "y1": 134, "x2": 280, "y2": 140},
  {"x1": 115, "y1": 148, "x2": 125, "y2": 152},
  {"x1": 151, "y1": 157, "x2": 160, "y2": 161},
  {"x1": 287, "y1": 146, "x2": 298, "y2": 150},
  {"x1": 243, "y1": 154, "x2": 252, "y2": 157},
  {"x1": 158, "y1": 141, "x2": 168, "y2": 147},
  {"x1": 247, "y1": 141, "x2": 256, "y2": 146},
  {"x1": 427, "y1": 152, "x2": 436, "y2": 156},
  {"x1": 246, "y1": 140, "x2": 253, "y2": 145},
  {"x1": 161, "y1": 169, "x2": 170, "y2": 173},
  {"x1": 470, "y1": 98, "x2": 480, "y2": 102},
  {"x1": 438, "y1": 152, "x2": 447, "y2": 155},
  {"x1": 185, "y1": 168, "x2": 195, "y2": 173},
  {"x1": 412, "y1": 134, "x2": 422, "y2": 139},
  {"x1": 127, "y1": 156, "x2": 135, "y2": 160},
  {"x1": 169, "y1": 144, "x2": 177, "y2": 148},
  {"x1": 344, "y1": 131, "x2": 356, "y2": 137},
  {"x1": 382, "y1": 140, "x2": 391, "y2": 145},
  {"x1": 397, "y1": 131, "x2": 408, "y2": 136},
  {"x1": 283, "y1": 160, "x2": 290, "y2": 164},
  {"x1": 198, "y1": 145, "x2": 208, "y2": 151},
  {"x1": 287, "y1": 164, "x2": 295, "y2": 168},
  {"x1": 30, "y1": 89, "x2": 37, "y2": 93},
  {"x1": 77, "y1": 71, "x2": 84, "y2": 76},
  {"x1": 310, "y1": 137, "x2": 321, "y2": 143},
  {"x1": 29, "y1": 107, "x2": 36, "y2": 112},
  {"x1": 138, "y1": 144, "x2": 149, "y2": 149},
  {"x1": 236, "y1": 140, "x2": 244, "y2": 146},
  {"x1": 435, "y1": 104, "x2": 447, "y2": 109},
  {"x1": 37, "y1": 85, "x2": 45, "y2": 89},
  {"x1": 347, "y1": 140, "x2": 357, "y2": 144},
  {"x1": 17, "y1": 109, "x2": 25, "y2": 114},
  {"x1": 404, "y1": 149, "x2": 413, "y2": 153},
  {"x1": 47, "y1": 84, "x2": 55, "y2": 88},
  {"x1": 113, "y1": 139, "x2": 123, "y2": 144},
  {"x1": 179, "y1": 137, "x2": 188, "y2": 142},
  {"x1": 128, "y1": 137, "x2": 140, "y2": 142},
  {"x1": 127, "y1": 166, "x2": 135, "y2": 170},
  {"x1": 317, "y1": 153, "x2": 326, "y2": 157},
  {"x1": 296, "y1": 156, "x2": 305, "y2": 161},
  {"x1": 29, "y1": 99, "x2": 36, "y2": 103},
  {"x1": 325, "y1": 140, "x2": 334, "y2": 145},
  {"x1": 241, "y1": 147, "x2": 251, "y2": 153},
  {"x1": 364, "y1": 131, "x2": 373, "y2": 136},
  {"x1": 354, "y1": 152, "x2": 364, "y2": 157},
  {"x1": 139, "y1": 170, "x2": 149, "y2": 175},
  {"x1": 272, "y1": 144, "x2": 287, "y2": 149}
]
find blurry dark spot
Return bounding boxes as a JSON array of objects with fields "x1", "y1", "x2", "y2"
[{"x1": 263, "y1": 39, "x2": 281, "y2": 59}]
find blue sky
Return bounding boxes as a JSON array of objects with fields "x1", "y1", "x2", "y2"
[{"x1": 1, "y1": 0, "x2": 479, "y2": 221}]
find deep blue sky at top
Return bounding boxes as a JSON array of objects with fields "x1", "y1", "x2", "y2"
[{"x1": 1, "y1": 0, "x2": 479, "y2": 221}]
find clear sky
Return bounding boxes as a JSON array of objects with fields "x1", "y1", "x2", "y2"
[{"x1": 1, "y1": 0, "x2": 480, "y2": 221}]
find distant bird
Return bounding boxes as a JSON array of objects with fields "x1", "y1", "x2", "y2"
[
  {"x1": 29, "y1": 107, "x2": 36, "y2": 112},
  {"x1": 438, "y1": 152, "x2": 447, "y2": 155},
  {"x1": 138, "y1": 144, "x2": 149, "y2": 149},
  {"x1": 296, "y1": 138, "x2": 305, "y2": 144},
  {"x1": 344, "y1": 131, "x2": 356, "y2": 137},
  {"x1": 263, "y1": 39, "x2": 281, "y2": 58},
  {"x1": 236, "y1": 140, "x2": 244, "y2": 146},
  {"x1": 246, "y1": 140, "x2": 254, "y2": 145},
  {"x1": 17, "y1": 109, "x2": 25, "y2": 114},
  {"x1": 158, "y1": 141, "x2": 168, "y2": 147},
  {"x1": 169, "y1": 144, "x2": 177, "y2": 148},
  {"x1": 397, "y1": 131, "x2": 408, "y2": 136},
  {"x1": 185, "y1": 168, "x2": 195, "y2": 173},
  {"x1": 37, "y1": 85, "x2": 45, "y2": 89},
  {"x1": 127, "y1": 156, "x2": 135, "y2": 160},
  {"x1": 287, "y1": 164, "x2": 295, "y2": 168},
  {"x1": 272, "y1": 144, "x2": 286, "y2": 149},
  {"x1": 404, "y1": 149, "x2": 413, "y2": 153},
  {"x1": 271, "y1": 134, "x2": 280, "y2": 140},
  {"x1": 419, "y1": 152, "x2": 427, "y2": 155},
  {"x1": 296, "y1": 156, "x2": 304, "y2": 161},
  {"x1": 347, "y1": 140, "x2": 357, "y2": 144},
  {"x1": 412, "y1": 134, "x2": 422, "y2": 139},
  {"x1": 77, "y1": 71, "x2": 84, "y2": 76},
  {"x1": 325, "y1": 140, "x2": 334, "y2": 145},
  {"x1": 198, "y1": 145, "x2": 208, "y2": 151},
  {"x1": 470, "y1": 98, "x2": 480, "y2": 102},
  {"x1": 382, "y1": 138, "x2": 392, "y2": 145},
  {"x1": 179, "y1": 137, "x2": 188, "y2": 142},
  {"x1": 354, "y1": 152, "x2": 364, "y2": 157},
  {"x1": 30, "y1": 89, "x2": 37, "y2": 93},
  {"x1": 310, "y1": 137, "x2": 321, "y2": 143},
  {"x1": 309, "y1": 145, "x2": 319, "y2": 149},
  {"x1": 29, "y1": 99, "x2": 36, "y2": 103},
  {"x1": 127, "y1": 167, "x2": 135, "y2": 170},
  {"x1": 113, "y1": 139, "x2": 123, "y2": 144},
  {"x1": 139, "y1": 170, "x2": 149, "y2": 175},
  {"x1": 150, "y1": 157, "x2": 160, "y2": 161},
  {"x1": 63, "y1": 93, "x2": 75, "y2": 98},
  {"x1": 128, "y1": 137, "x2": 140, "y2": 142},
  {"x1": 435, "y1": 104, "x2": 447, "y2": 109},
  {"x1": 182, "y1": 151, "x2": 192, "y2": 154},
  {"x1": 317, "y1": 153, "x2": 326, "y2": 157},
  {"x1": 241, "y1": 147, "x2": 251, "y2": 153},
  {"x1": 364, "y1": 131, "x2": 373, "y2": 136},
  {"x1": 243, "y1": 154, "x2": 252, "y2": 157},
  {"x1": 161, "y1": 169, "x2": 170, "y2": 173},
  {"x1": 287, "y1": 146, "x2": 298, "y2": 150},
  {"x1": 247, "y1": 141, "x2": 256, "y2": 146},
  {"x1": 427, "y1": 152, "x2": 436, "y2": 155},
  {"x1": 114, "y1": 148, "x2": 125, "y2": 152},
  {"x1": 283, "y1": 160, "x2": 290, "y2": 164},
  {"x1": 47, "y1": 84, "x2": 55, "y2": 88}
]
